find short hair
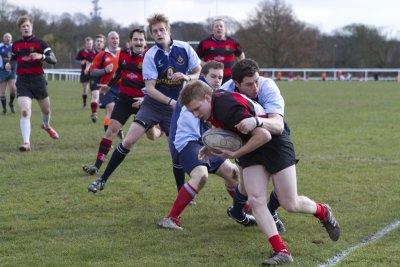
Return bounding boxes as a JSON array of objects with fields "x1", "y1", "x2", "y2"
[
  {"x1": 85, "y1": 36, "x2": 93, "y2": 43},
  {"x1": 107, "y1": 31, "x2": 119, "y2": 39},
  {"x1": 95, "y1": 34, "x2": 106, "y2": 41},
  {"x1": 17, "y1": 15, "x2": 33, "y2": 28},
  {"x1": 180, "y1": 80, "x2": 212, "y2": 107},
  {"x1": 231, "y1": 58, "x2": 260, "y2": 83},
  {"x1": 147, "y1": 13, "x2": 170, "y2": 34},
  {"x1": 212, "y1": 18, "x2": 225, "y2": 28},
  {"x1": 129, "y1": 28, "x2": 146, "y2": 40},
  {"x1": 201, "y1": 60, "x2": 224, "y2": 76}
]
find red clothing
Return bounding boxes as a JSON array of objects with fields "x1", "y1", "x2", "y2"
[
  {"x1": 11, "y1": 35, "x2": 52, "y2": 75},
  {"x1": 90, "y1": 48, "x2": 121, "y2": 85},
  {"x1": 109, "y1": 48, "x2": 146, "y2": 97},
  {"x1": 75, "y1": 48, "x2": 96, "y2": 72},
  {"x1": 196, "y1": 35, "x2": 243, "y2": 79}
]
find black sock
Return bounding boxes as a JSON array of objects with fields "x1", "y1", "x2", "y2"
[
  {"x1": 100, "y1": 143, "x2": 129, "y2": 182},
  {"x1": 173, "y1": 163, "x2": 185, "y2": 192},
  {"x1": 268, "y1": 190, "x2": 281, "y2": 215},
  {"x1": 9, "y1": 93, "x2": 15, "y2": 105},
  {"x1": 82, "y1": 94, "x2": 87, "y2": 106},
  {"x1": 104, "y1": 125, "x2": 108, "y2": 132},
  {"x1": 231, "y1": 185, "x2": 248, "y2": 219},
  {"x1": 1, "y1": 96, "x2": 6, "y2": 111}
]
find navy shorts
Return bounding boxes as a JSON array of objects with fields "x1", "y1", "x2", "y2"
[
  {"x1": 134, "y1": 96, "x2": 173, "y2": 135},
  {"x1": 16, "y1": 74, "x2": 48, "y2": 100},
  {"x1": 170, "y1": 140, "x2": 225, "y2": 175},
  {"x1": 0, "y1": 68, "x2": 17, "y2": 82},
  {"x1": 236, "y1": 131, "x2": 297, "y2": 174},
  {"x1": 80, "y1": 72, "x2": 90, "y2": 83},
  {"x1": 110, "y1": 93, "x2": 141, "y2": 125},
  {"x1": 89, "y1": 77, "x2": 100, "y2": 91},
  {"x1": 99, "y1": 85, "x2": 119, "y2": 108}
]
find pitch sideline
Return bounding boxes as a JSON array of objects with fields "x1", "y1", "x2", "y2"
[{"x1": 317, "y1": 220, "x2": 400, "y2": 267}]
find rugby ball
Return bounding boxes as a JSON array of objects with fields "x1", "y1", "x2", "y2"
[{"x1": 202, "y1": 128, "x2": 242, "y2": 152}]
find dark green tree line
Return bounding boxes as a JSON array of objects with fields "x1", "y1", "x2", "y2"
[{"x1": 1, "y1": 0, "x2": 399, "y2": 68}]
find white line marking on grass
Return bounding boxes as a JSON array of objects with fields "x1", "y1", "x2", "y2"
[
  {"x1": 317, "y1": 220, "x2": 400, "y2": 267},
  {"x1": 306, "y1": 155, "x2": 400, "y2": 165}
]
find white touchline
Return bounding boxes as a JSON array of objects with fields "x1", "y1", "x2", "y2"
[{"x1": 317, "y1": 220, "x2": 400, "y2": 267}]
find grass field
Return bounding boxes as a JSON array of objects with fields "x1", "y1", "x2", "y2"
[{"x1": 0, "y1": 80, "x2": 399, "y2": 267}]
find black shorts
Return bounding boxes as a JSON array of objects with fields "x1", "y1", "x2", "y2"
[
  {"x1": 89, "y1": 77, "x2": 100, "y2": 91},
  {"x1": 110, "y1": 93, "x2": 141, "y2": 125},
  {"x1": 16, "y1": 74, "x2": 48, "y2": 100},
  {"x1": 236, "y1": 131, "x2": 297, "y2": 174},
  {"x1": 80, "y1": 72, "x2": 90, "y2": 83}
]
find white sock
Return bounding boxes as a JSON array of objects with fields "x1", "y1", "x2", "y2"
[
  {"x1": 20, "y1": 118, "x2": 31, "y2": 144},
  {"x1": 41, "y1": 112, "x2": 50, "y2": 128}
]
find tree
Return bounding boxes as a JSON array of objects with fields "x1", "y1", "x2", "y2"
[{"x1": 235, "y1": 0, "x2": 320, "y2": 67}]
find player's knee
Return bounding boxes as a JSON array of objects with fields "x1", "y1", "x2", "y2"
[
  {"x1": 21, "y1": 108, "x2": 30, "y2": 117},
  {"x1": 280, "y1": 200, "x2": 298, "y2": 213},
  {"x1": 247, "y1": 195, "x2": 265, "y2": 209}
]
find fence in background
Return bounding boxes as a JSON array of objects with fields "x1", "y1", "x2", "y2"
[{"x1": 44, "y1": 68, "x2": 400, "y2": 82}]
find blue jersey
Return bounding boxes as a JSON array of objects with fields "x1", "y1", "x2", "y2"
[
  {"x1": 169, "y1": 77, "x2": 209, "y2": 152},
  {"x1": 142, "y1": 39, "x2": 200, "y2": 100},
  {"x1": 0, "y1": 42, "x2": 12, "y2": 69},
  {"x1": 220, "y1": 76, "x2": 285, "y2": 116}
]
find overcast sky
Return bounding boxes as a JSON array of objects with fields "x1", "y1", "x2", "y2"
[{"x1": 9, "y1": 0, "x2": 400, "y2": 38}]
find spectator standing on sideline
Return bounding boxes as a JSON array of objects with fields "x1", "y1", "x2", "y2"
[
  {"x1": 87, "y1": 13, "x2": 201, "y2": 193},
  {"x1": 0, "y1": 33, "x2": 17, "y2": 114},
  {"x1": 180, "y1": 76, "x2": 340, "y2": 265},
  {"x1": 6, "y1": 15, "x2": 59, "y2": 152},
  {"x1": 88, "y1": 34, "x2": 105, "y2": 122},
  {"x1": 75, "y1": 36, "x2": 96, "y2": 109},
  {"x1": 89, "y1": 31, "x2": 121, "y2": 135},
  {"x1": 196, "y1": 18, "x2": 245, "y2": 84},
  {"x1": 159, "y1": 60, "x2": 254, "y2": 230},
  {"x1": 82, "y1": 29, "x2": 162, "y2": 175}
]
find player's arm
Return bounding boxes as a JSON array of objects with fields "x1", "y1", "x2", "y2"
[
  {"x1": 30, "y1": 47, "x2": 57, "y2": 64},
  {"x1": 5, "y1": 50, "x2": 16, "y2": 71},
  {"x1": 237, "y1": 51, "x2": 245, "y2": 61},
  {"x1": 145, "y1": 79, "x2": 177, "y2": 107},
  {"x1": 107, "y1": 65, "x2": 122, "y2": 87},
  {"x1": 213, "y1": 127, "x2": 271, "y2": 159},
  {"x1": 170, "y1": 66, "x2": 201, "y2": 82},
  {"x1": 236, "y1": 113, "x2": 284, "y2": 135},
  {"x1": 259, "y1": 113, "x2": 284, "y2": 134}
]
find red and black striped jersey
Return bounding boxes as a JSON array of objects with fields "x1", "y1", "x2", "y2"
[
  {"x1": 209, "y1": 90, "x2": 265, "y2": 141},
  {"x1": 11, "y1": 35, "x2": 53, "y2": 75},
  {"x1": 75, "y1": 48, "x2": 97, "y2": 72},
  {"x1": 108, "y1": 48, "x2": 146, "y2": 97},
  {"x1": 196, "y1": 35, "x2": 243, "y2": 79}
]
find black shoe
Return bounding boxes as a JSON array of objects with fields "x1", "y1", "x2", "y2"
[
  {"x1": 88, "y1": 178, "x2": 105, "y2": 193},
  {"x1": 262, "y1": 251, "x2": 293, "y2": 266},
  {"x1": 82, "y1": 164, "x2": 99, "y2": 175},
  {"x1": 2, "y1": 109, "x2": 6, "y2": 114},
  {"x1": 9, "y1": 103, "x2": 15, "y2": 113},
  {"x1": 320, "y1": 204, "x2": 340, "y2": 241},
  {"x1": 227, "y1": 207, "x2": 257, "y2": 227},
  {"x1": 272, "y1": 212, "x2": 287, "y2": 233},
  {"x1": 91, "y1": 113, "x2": 97, "y2": 123}
]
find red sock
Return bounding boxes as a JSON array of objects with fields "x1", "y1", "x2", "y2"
[
  {"x1": 268, "y1": 235, "x2": 289, "y2": 254},
  {"x1": 225, "y1": 184, "x2": 235, "y2": 198},
  {"x1": 91, "y1": 102, "x2": 98, "y2": 113},
  {"x1": 167, "y1": 183, "x2": 198, "y2": 219},
  {"x1": 314, "y1": 203, "x2": 328, "y2": 221}
]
